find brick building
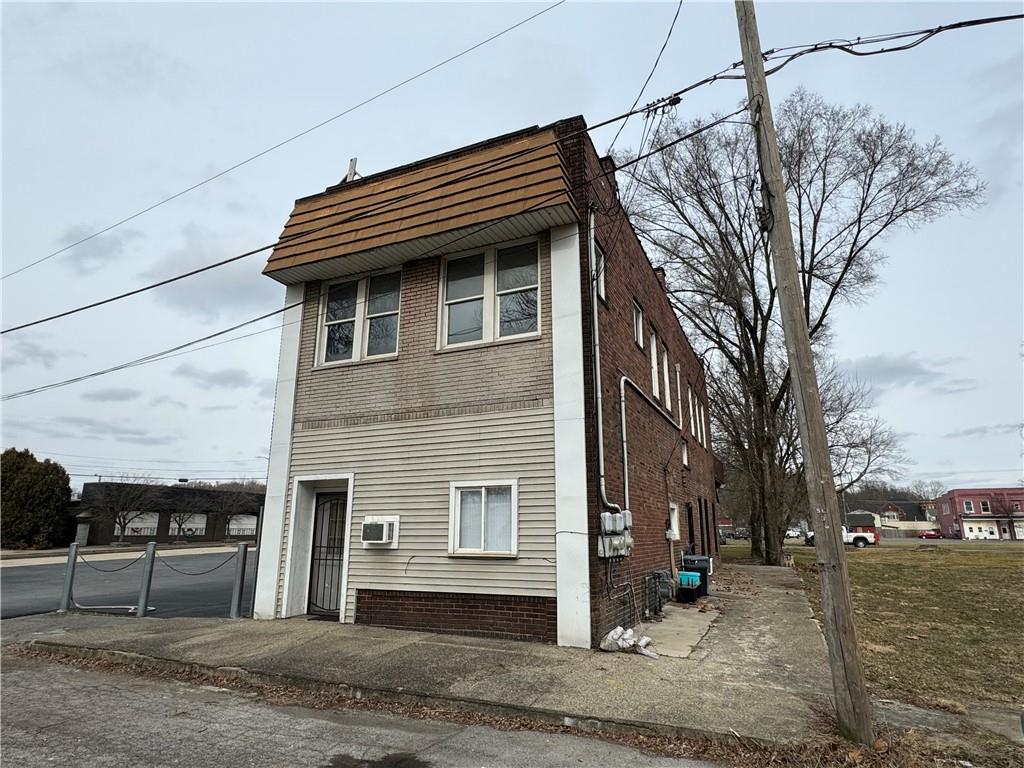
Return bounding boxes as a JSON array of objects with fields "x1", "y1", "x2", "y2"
[
  {"x1": 935, "y1": 487, "x2": 1024, "y2": 540},
  {"x1": 253, "y1": 118, "x2": 719, "y2": 647}
]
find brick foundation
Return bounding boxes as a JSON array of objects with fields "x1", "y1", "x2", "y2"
[{"x1": 355, "y1": 589, "x2": 557, "y2": 643}]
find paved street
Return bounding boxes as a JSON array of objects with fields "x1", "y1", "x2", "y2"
[
  {"x1": 0, "y1": 551, "x2": 255, "y2": 619},
  {"x1": 1, "y1": 653, "x2": 713, "y2": 768}
]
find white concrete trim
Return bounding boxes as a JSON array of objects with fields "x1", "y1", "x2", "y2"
[
  {"x1": 253, "y1": 284, "x2": 305, "y2": 619},
  {"x1": 549, "y1": 223, "x2": 591, "y2": 649},
  {"x1": 279, "y1": 472, "x2": 354, "y2": 618}
]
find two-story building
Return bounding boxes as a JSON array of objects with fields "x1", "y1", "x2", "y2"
[
  {"x1": 935, "y1": 487, "x2": 1024, "y2": 540},
  {"x1": 253, "y1": 117, "x2": 719, "y2": 648}
]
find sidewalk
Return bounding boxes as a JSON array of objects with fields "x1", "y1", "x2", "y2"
[{"x1": 5, "y1": 565, "x2": 832, "y2": 745}]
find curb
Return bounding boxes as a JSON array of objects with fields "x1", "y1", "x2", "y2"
[{"x1": 24, "y1": 640, "x2": 778, "y2": 748}]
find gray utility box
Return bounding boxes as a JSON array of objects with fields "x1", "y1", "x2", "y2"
[{"x1": 681, "y1": 555, "x2": 712, "y2": 598}]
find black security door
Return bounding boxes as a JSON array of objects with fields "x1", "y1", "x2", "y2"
[{"x1": 308, "y1": 492, "x2": 347, "y2": 616}]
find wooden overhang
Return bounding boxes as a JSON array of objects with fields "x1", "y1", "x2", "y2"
[{"x1": 263, "y1": 125, "x2": 579, "y2": 285}]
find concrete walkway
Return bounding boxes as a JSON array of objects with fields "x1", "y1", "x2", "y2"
[{"x1": 4, "y1": 566, "x2": 831, "y2": 744}]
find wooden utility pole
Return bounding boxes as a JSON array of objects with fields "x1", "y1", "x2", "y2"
[{"x1": 733, "y1": 0, "x2": 875, "y2": 744}]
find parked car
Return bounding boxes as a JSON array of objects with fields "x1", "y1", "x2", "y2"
[
  {"x1": 917, "y1": 530, "x2": 943, "y2": 539},
  {"x1": 784, "y1": 529, "x2": 802, "y2": 539},
  {"x1": 732, "y1": 528, "x2": 751, "y2": 540},
  {"x1": 804, "y1": 531, "x2": 815, "y2": 546}
]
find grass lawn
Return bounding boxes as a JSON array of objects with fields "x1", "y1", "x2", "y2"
[{"x1": 720, "y1": 539, "x2": 1024, "y2": 711}]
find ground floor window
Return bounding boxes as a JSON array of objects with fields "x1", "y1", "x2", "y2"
[{"x1": 448, "y1": 480, "x2": 518, "y2": 556}]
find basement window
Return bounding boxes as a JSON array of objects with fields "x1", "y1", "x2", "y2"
[
  {"x1": 320, "y1": 271, "x2": 401, "y2": 364},
  {"x1": 448, "y1": 480, "x2": 518, "y2": 556}
]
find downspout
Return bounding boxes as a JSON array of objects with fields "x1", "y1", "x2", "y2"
[
  {"x1": 588, "y1": 208, "x2": 622, "y2": 514},
  {"x1": 588, "y1": 206, "x2": 685, "y2": 512}
]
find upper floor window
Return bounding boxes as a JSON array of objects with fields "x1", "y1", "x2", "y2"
[
  {"x1": 661, "y1": 347, "x2": 671, "y2": 409},
  {"x1": 963, "y1": 500, "x2": 974, "y2": 513},
  {"x1": 980, "y1": 500, "x2": 991, "y2": 513},
  {"x1": 595, "y1": 243, "x2": 607, "y2": 301},
  {"x1": 633, "y1": 302, "x2": 644, "y2": 348},
  {"x1": 441, "y1": 241, "x2": 539, "y2": 348},
  {"x1": 321, "y1": 271, "x2": 401, "y2": 364},
  {"x1": 650, "y1": 330, "x2": 660, "y2": 399}
]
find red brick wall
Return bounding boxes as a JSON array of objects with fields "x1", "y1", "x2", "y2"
[
  {"x1": 355, "y1": 589, "x2": 557, "y2": 643},
  {"x1": 555, "y1": 120, "x2": 719, "y2": 643}
]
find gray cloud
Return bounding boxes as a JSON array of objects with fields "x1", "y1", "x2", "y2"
[
  {"x1": 173, "y1": 363, "x2": 255, "y2": 390},
  {"x1": 201, "y1": 404, "x2": 238, "y2": 412},
  {"x1": 842, "y1": 354, "x2": 978, "y2": 397},
  {"x1": 944, "y1": 423, "x2": 1023, "y2": 439},
  {"x1": 49, "y1": 39, "x2": 192, "y2": 96},
  {"x1": 141, "y1": 224, "x2": 283, "y2": 322},
  {"x1": 55, "y1": 226, "x2": 143, "y2": 275},
  {"x1": 257, "y1": 379, "x2": 277, "y2": 400},
  {"x1": 51, "y1": 416, "x2": 177, "y2": 446},
  {"x1": 81, "y1": 387, "x2": 143, "y2": 402},
  {"x1": 1, "y1": 338, "x2": 59, "y2": 371},
  {"x1": 149, "y1": 395, "x2": 188, "y2": 409}
]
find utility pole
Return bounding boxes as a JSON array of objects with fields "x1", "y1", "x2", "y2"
[{"x1": 733, "y1": 0, "x2": 874, "y2": 744}]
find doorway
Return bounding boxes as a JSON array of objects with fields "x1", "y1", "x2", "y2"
[{"x1": 307, "y1": 492, "x2": 348, "y2": 616}]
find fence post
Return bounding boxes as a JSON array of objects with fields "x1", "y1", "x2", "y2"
[
  {"x1": 229, "y1": 542, "x2": 249, "y2": 619},
  {"x1": 57, "y1": 542, "x2": 79, "y2": 613},
  {"x1": 135, "y1": 541, "x2": 157, "y2": 617}
]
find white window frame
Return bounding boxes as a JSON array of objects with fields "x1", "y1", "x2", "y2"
[
  {"x1": 667, "y1": 502, "x2": 680, "y2": 541},
  {"x1": 317, "y1": 270, "x2": 402, "y2": 366},
  {"x1": 633, "y1": 302, "x2": 645, "y2": 349},
  {"x1": 980, "y1": 500, "x2": 991, "y2": 513},
  {"x1": 439, "y1": 238, "x2": 541, "y2": 350},
  {"x1": 650, "y1": 330, "x2": 659, "y2": 399},
  {"x1": 448, "y1": 479, "x2": 519, "y2": 557},
  {"x1": 688, "y1": 385, "x2": 696, "y2": 439},
  {"x1": 661, "y1": 346, "x2": 671, "y2": 409},
  {"x1": 595, "y1": 243, "x2": 607, "y2": 301},
  {"x1": 963, "y1": 500, "x2": 974, "y2": 513}
]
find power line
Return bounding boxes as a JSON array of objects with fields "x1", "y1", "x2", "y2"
[
  {"x1": 605, "y1": 0, "x2": 684, "y2": 154},
  {"x1": 0, "y1": 0, "x2": 569, "y2": 281},
  {"x1": 11, "y1": 9, "x2": 1012, "y2": 336},
  {"x1": 2, "y1": 106, "x2": 749, "y2": 402},
  {"x1": 25, "y1": 450, "x2": 268, "y2": 464}
]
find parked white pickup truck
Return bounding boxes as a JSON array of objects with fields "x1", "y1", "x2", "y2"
[{"x1": 803, "y1": 527, "x2": 878, "y2": 548}]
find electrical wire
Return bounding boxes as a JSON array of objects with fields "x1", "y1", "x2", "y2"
[
  {"x1": 0, "y1": 0, "x2": 569, "y2": 281},
  {"x1": 2, "y1": 106, "x2": 750, "y2": 402},
  {"x1": 605, "y1": 0, "x2": 684, "y2": 155}
]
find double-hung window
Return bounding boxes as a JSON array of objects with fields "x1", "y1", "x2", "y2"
[
  {"x1": 442, "y1": 241, "x2": 539, "y2": 347},
  {"x1": 661, "y1": 347, "x2": 671, "y2": 409},
  {"x1": 963, "y1": 500, "x2": 974, "y2": 513},
  {"x1": 321, "y1": 271, "x2": 401, "y2": 364},
  {"x1": 595, "y1": 243, "x2": 607, "y2": 301},
  {"x1": 650, "y1": 330, "x2": 660, "y2": 399},
  {"x1": 980, "y1": 500, "x2": 991, "y2": 513},
  {"x1": 633, "y1": 302, "x2": 645, "y2": 348},
  {"x1": 449, "y1": 480, "x2": 518, "y2": 556}
]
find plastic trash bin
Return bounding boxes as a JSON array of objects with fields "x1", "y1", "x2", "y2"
[
  {"x1": 676, "y1": 570, "x2": 701, "y2": 603},
  {"x1": 682, "y1": 555, "x2": 711, "y2": 598}
]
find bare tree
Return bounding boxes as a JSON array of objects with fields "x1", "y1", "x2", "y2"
[
  {"x1": 87, "y1": 476, "x2": 158, "y2": 543},
  {"x1": 623, "y1": 88, "x2": 983, "y2": 564}
]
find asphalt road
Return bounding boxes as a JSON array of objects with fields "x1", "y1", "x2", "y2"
[
  {"x1": 0, "y1": 552, "x2": 256, "y2": 619},
  {"x1": 2, "y1": 653, "x2": 714, "y2": 768}
]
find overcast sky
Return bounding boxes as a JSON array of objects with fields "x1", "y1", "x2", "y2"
[{"x1": 2, "y1": 1, "x2": 1021, "y2": 492}]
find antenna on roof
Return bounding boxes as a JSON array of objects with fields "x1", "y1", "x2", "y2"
[{"x1": 346, "y1": 158, "x2": 359, "y2": 183}]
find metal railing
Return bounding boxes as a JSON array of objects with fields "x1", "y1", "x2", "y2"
[{"x1": 58, "y1": 541, "x2": 250, "y2": 619}]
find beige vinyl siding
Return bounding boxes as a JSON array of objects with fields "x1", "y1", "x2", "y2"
[{"x1": 282, "y1": 406, "x2": 556, "y2": 622}]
